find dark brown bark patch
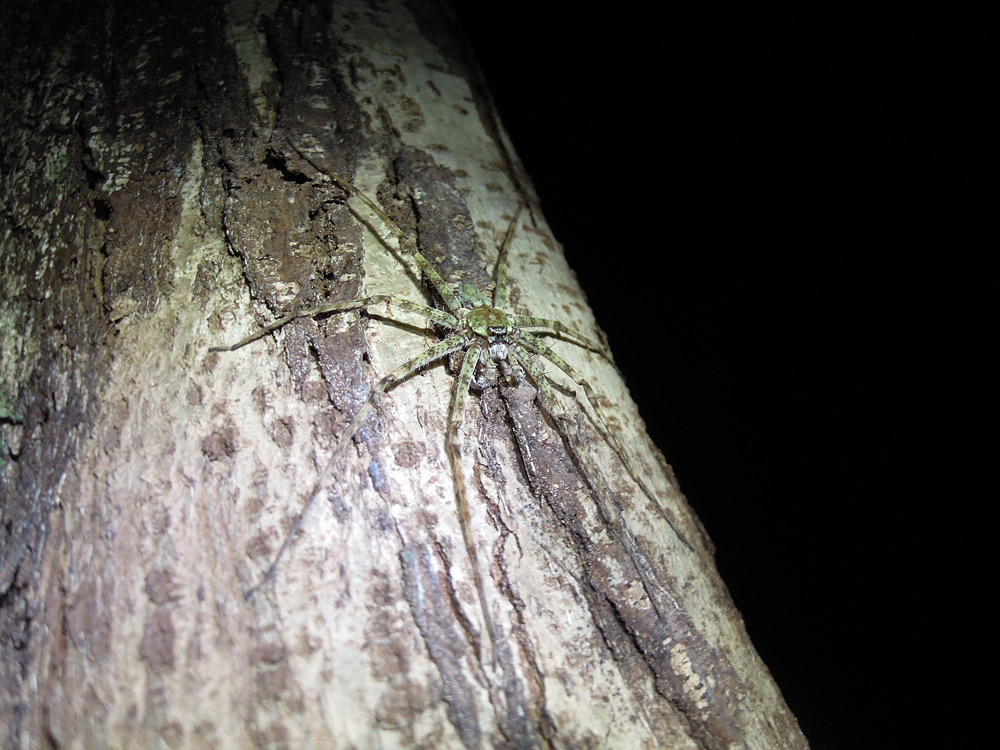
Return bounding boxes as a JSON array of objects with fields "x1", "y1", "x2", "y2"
[
  {"x1": 139, "y1": 608, "x2": 176, "y2": 672},
  {"x1": 400, "y1": 543, "x2": 482, "y2": 749},
  {"x1": 501, "y1": 382, "x2": 747, "y2": 749}
]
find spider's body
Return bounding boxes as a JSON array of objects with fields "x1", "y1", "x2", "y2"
[{"x1": 211, "y1": 146, "x2": 691, "y2": 668}]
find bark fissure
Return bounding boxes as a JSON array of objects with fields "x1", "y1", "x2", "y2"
[{"x1": 401, "y1": 543, "x2": 483, "y2": 749}]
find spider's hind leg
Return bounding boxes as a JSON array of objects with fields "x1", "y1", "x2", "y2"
[
  {"x1": 514, "y1": 332, "x2": 694, "y2": 552},
  {"x1": 242, "y1": 331, "x2": 470, "y2": 600},
  {"x1": 445, "y1": 342, "x2": 504, "y2": 667},
  {"x1": 509, "y1": 344, "x2": 688, "y2": 625}
]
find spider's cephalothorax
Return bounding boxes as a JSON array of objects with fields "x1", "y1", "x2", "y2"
[
  {"x1": 211, "y1": 151, "x2": 692, "y2": 665},
  {"x1": 461, "y1": 288, "x2": 525, "y2": 389},
  {"x1": 464, "y1": 304, "x2": 510, "y2": 340}
]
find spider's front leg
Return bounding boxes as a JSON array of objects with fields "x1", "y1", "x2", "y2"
[
  {"x1": 511, "y1": 316, "x2": 611, "y2": 358},
  {"x1": 209, "y1": 295, "x2": 457, "y2": 353},
  {"x1": 284, "y1": 141, "x2": 465, "y2": 315},
  {"x1": 209, "y1": 289, "x2": 465, "y2": 599}
]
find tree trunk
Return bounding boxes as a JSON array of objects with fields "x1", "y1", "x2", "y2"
[{"x1": 0, "y1": 1, "x2": 807, "y2": 748}]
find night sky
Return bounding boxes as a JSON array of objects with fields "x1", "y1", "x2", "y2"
[{"x1": 453, "y1": 3, "x2": 990, "y2": 747}]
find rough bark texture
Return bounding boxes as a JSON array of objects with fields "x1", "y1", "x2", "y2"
[{"x1": 0, "y1": 1, "x2": 808, "y2": 748}]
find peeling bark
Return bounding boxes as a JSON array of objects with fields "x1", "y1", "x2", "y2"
[{"x1": 0, "y1": 1, "x2": 807, "y2": 748}]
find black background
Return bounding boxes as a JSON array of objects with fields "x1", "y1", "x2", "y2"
[{"x1": 453, "y1": 3, "x2": 991, "y2": 747}]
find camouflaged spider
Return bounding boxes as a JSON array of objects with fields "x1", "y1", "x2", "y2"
[{"x1": 210, "y1": 149, "x2": 690, "y2": 661}]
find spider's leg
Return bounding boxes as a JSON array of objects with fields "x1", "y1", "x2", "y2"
[
  {"x1": 510, "y1": 316, "x2": 610, "y2": 358},
  {"x1": 209, "y1": 295, "x2": 458, "y2": 353},
  {"x1": 285, "y1": 141, "x2": 464, "y2": 314},
  {"x1": 492, "y1": 202, "x2": 524, "y2": 309},
  {"x1": 243, "y1": 333, "x2": 469, "y2": 600},
  {"x1": 516, "y1": 331, "x2": 693, "y2": 552},
  {"x1": 446, "y1": 343, "x2": 500, "y2": 667},
  {"x1": 510, "y1": 345, "x2": 679, "y2": 623},
  {"x1": 489, "y1": 203, "x2": 607, "y2": 357}
]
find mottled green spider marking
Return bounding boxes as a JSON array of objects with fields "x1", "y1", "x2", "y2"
[{"x1": 466, "y1": 306, "x2": 511, "y2": 338}]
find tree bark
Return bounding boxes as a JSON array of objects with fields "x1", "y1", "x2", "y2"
[{"x1": 0, "y1": 1, "x2": 807, "y2": 748}]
